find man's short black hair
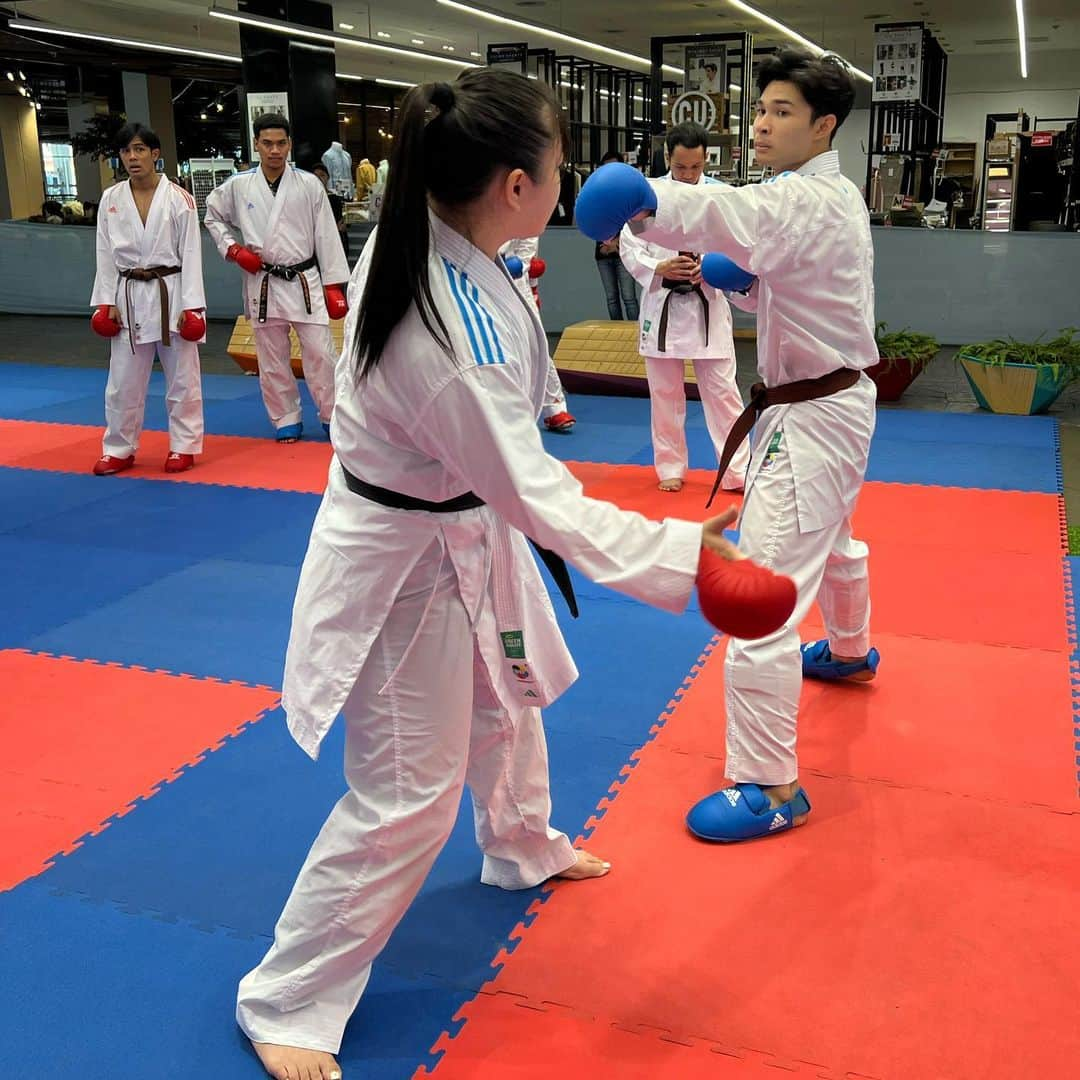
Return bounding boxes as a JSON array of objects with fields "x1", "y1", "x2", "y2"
[
  {"x1": 756, "y1": 48, "x2": 856, "y2": 139},
  {"x1": 311, "y1": 162, "x2": 329, "y2": 175},
  {"x1": 704, "y1": 63, "x2": 718, "y2": 73},
  {"x1": 253, "y1": 112, "x2": 290, "y2": 139},
  {"x1": 665, "y1": 121, "x2": 709, "y2": 158},
  {"x1": 600, "y1": 149, "x2": 622, "y2": 165},
  {"x1": 116, "y1": 122, "x2": 161, "y2": 153}
]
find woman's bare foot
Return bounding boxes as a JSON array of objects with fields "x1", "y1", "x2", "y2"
[
  {"x1": 761, "y1": 780, "x2": 810, "y2": 828},
  {"x1": 554, "y1": 849, "x2": 611, "y2": 880},
  {"x1": 251, "y1": 1039, "x2": 342, "y2": 1080},
  {"x1": 658, "y1": 478, "x2": 683, "y2": 492}
]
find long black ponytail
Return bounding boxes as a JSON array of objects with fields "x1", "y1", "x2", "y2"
[{"x1": 353, "y1": 68, "x2": 565, "y2": 378}]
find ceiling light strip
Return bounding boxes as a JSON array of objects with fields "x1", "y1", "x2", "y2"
[{"x1": 7, "y1": 19, "x2": 241, "y2": 62}]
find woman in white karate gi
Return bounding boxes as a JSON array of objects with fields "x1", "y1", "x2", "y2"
[
  {"x1": 89, "y1": 122, "x2": 205, "y2": 475},
  {"x1": 235, "y1": 68, "x2": 803, "y2": 1080},
  {"x1": 205, "y1": 114, "x2": 350, "y2": 443}
]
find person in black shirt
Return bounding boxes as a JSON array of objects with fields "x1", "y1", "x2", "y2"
[{"x1": 312, "y1": 162, "x2": 349, "y2": 260}]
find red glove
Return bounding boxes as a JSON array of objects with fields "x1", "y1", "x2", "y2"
[
  {"x1": 324, "y1": 284, "x2": 348, "y2": 320},
  {"x1": 226, "y1": 243, "x2": 263, "y2": 274},
  {"x1": 91, "y1": 305, "x2": 121, "y2": 338},
  {"x1": 528, "y1": 256, "x2": 546, "y2": 280},
  {"x1": 695, "y1": 548, "x2": 797, "y2": 640},
  {"x1": 178, "y1": 309, "x2": 206, "y2": 342}
]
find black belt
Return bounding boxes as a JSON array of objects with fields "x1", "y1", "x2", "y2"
[
  {"x1": 258, "y1": 255, "x2": 318, "y2": 323},
  {"x1": 657, "y1": 282, "x2": 709, "y2": 353},
  {"x1": 340, "y1": 464, "x2": 579, "y2": 618},
  {"x1": 118, "y1": 265, "x2": 180, "y2": 351},
  {"x1": 707, "y1": 367, "x2": 862, "y2": 508}
]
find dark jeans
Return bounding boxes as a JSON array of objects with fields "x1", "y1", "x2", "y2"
[{"x1": 596, "y1": 257, "x2": 640, "y2": 320}]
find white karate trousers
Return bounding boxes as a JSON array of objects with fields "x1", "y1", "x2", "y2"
[
  {"x1": 644, "y1": 355, "x2": 749, "y2": 487},
  {"x1": 542, "y1": 356, "x2": 569, "y2": 419},
  {"x1": 103, "y1": 337, "x2": 204, "y2": 458},
  {"x1": 724, "y1": 436, "x2": 871, "y2": 786},
  {"x1": 236, "y1": 539, "x2": 576, "y2": 1053},
  {"x1": 252, "y1": 319, "x2": 337, "y2": 430}
]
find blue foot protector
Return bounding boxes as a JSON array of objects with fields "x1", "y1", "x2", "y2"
[
  {"x1": 276, "y1": 422, "x2": 303, "y2": 443},
  {"x1": 801, "y1": 639, "x2": 880, "y2": 681},
  {"x1": 686, "y1": 782, "x2": 811, "y2": 842}
]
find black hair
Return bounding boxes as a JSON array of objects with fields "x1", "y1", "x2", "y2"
[
  {"x1": 704, "y1": 63, "x2": 718, "y2": 73},
  {"x1": 311, "y1": 162, "x2": 329, "y2": 176},
  {"x1": 353, "y1": 67, "x2": 565, "y2": 377},
  {"x1": 756, "y1": 48, "x2": 856, "y2": 139},
  {"x1": 116, "y1": 122, "x2": 160, "y2": 153},
  {"x1": 600, "y1": 149, "x2": 621, "y2": 165},
  {"x1": 665, "y1": 121, "x2": 708, "y2": 157},
  {"x1": 253, "y1": 112, "x2": 290, "y2": 139}
]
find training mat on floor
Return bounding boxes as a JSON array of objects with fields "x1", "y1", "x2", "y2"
[
  {"x1": 0, "y1": 880, "x2": 477, "y2": 1079},
  {"x1": 0, "y1": 649, "x2": 279, "y2": 892},
  {"x1": 422, "y1": 479, "x2": 1078, "y2": 1079}
]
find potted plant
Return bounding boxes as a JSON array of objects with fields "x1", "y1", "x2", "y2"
[
  {"x1": 957, "y1": 329, "x2": 1080, "y2": 415},
  {"x1": 867, "y1": 324, "x2": 940, "y2": 402}
]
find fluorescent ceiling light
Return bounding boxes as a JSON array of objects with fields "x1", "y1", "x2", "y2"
[
  {"x1": 725, "y1": 0, "x2": 873, "y2": 82},
  {"x1": 377, "y1": 31, "x2": 391, "y2": 39},
  {"x1": 208, "y1": 7, "x2": 477, "y2": 68},
  {"x1": 436, "y1": 0, "x2": 683, "y2": 77},
  {"x1": 7, "y1": 19, "x2": 241, "y2": 62},
  {"x1": 377, "y1": 78, "x2": 416, "y2": 87},
  {"x1": 339, "y1": 22, "x2": 354, "y2": 30},
  {"x1": 470, "y1": 50, "x2": 481, "y2": 57},
  {"x1": 1015, "y1": 0, "x2": 1028, "y2": 78},
  {"x1": 411, "y1": 38, "x2": 425, "y2": 45}
]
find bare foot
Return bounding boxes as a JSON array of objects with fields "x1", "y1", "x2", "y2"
[
  {"x1": 832, "y1": 653, "x2": 876, "y2": 682},
  {"x1": 761, "y1": 781, "x2": 810, "y2": 828},
  {"x1": 251, "y1": 1039, "x2": 342, "y2": 1080},
  {"x1": 658, "y1": 478, "x2": 683, "y2": 492},
  {"x1": 554, "y1": 849, "x2": 611, "y2": 880}
]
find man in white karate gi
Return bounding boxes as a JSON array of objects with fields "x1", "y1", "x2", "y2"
[
  {"x1": 205, "y1": 113, "x2": 350, "y2": 442},
  {"x1": 499, "y1": 235, "x2": 576, "y2": 433},
  {"x1": 89, "y1": 122, "x2": 205, "y2": 476},
  {"x1": 575, "y1": 49, "x2": 881, "y2": 841},
  {"x1": 620, "y1": 122, "x2": 749, "y2": 493}
]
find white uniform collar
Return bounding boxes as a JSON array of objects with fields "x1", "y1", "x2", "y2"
[
  {"x1": 428, "y1": 208, "x2": 512, "y2": 296},
  {"x1": 795, "y1": 149, "x2": 840, "y2": 178}
]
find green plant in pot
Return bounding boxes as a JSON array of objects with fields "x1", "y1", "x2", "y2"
[
  {"x1": 868, "y1": 324, "x2": 940, "y2": 402},
  {"x1": 957, "y1": 329, "x2": 1080, "y2": 415}
]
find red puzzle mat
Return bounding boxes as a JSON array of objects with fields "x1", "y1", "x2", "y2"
[
  {"x1": 420, "y1": 477, "x2": 1078, "y2": 1079},
  {"x1": 0, "y1": 649, "x2": 279, "y2": 891}
]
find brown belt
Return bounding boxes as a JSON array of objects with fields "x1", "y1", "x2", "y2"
[
  {"x1": 118, "y1": 265, "x2": 181, "y2": 351},
  {"x1": 657, "y1": 282, "x2": 709, "y2": 353},
  {"x1": 707, "y1": 367, "x2": 862, "y2": 508}
]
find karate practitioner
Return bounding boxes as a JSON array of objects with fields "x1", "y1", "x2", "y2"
[
  {"x1": 498, "y1": 235, "x2": 575, "y2": 433},
  {"x1": 235, "y1": 69, "x2": 796, "y2": 1080},
  {"x1": 89, "y1": 122, "x2": 205, "y2": 476},
  {"x1": 574, "y1": 49, "x2": 880, "y2": 843},
  {"x1": 205, "y1": 113, "x2": 349, "y2": 442},
  {"x1": 620, "y1": 122, "x2": 750, "y2": 493}
]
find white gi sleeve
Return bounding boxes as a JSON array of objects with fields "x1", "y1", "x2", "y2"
[
  {"x1": 414, "y1": 365, "x2": 703, "y2": 614},
  {"x1": 177, "y1": 193, "x2": 206, "y2": 313},
  {"x1": 617, "y1": 226, "x2": 661, "y2": 288},
  {"x1": 90, "y1": 193, "x2": 118, "y2": 308},
  {"x1": 312, "y1": 182, "x2": 350, "y2": 286},
  {"x1": 203, "y1": 180, "x2": 239, "y2": 258},
  {"x1": 640, "y1": 179, "x2": 795, "y2": 278}
]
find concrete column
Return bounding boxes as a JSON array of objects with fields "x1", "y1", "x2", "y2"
[{"x1": 0, "y1": 93, "x2": 45, "y2": 220}]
